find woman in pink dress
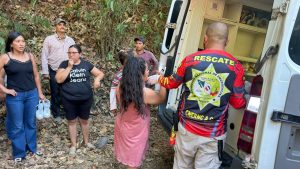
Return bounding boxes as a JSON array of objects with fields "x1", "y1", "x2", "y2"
[{"x1": 114, "y1": 56, "x2": 166, "y2": 169}]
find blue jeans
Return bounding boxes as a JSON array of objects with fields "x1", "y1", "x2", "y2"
[{"x1": 5, "y1": 88, "x2": 38, "y2": 159}]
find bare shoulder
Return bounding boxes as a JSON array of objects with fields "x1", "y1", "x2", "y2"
[
  {"x1": 0, "y1": 53, "x2": 9, "y2": 63},
  {"x1": 26, "y1": 52, "x2": 35, "y2": 57},
  {"x1": 25, "y1": 52, "x2": 36, "y2": 61}
]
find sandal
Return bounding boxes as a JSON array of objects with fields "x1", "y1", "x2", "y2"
[{"x1": 69, "y1": 146, "x2": 76, "y2": 156}]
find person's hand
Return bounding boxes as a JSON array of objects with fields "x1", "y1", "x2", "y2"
[
  {"x1": 110, "y1": 109, "x2": 118, "y2": 117},
  {"x1": 5, "y1": 89, "x2": 17, "y2": 96},
  {"x1": 68, "y1": 59, "x2": 74, "y2": 68},
  {"x1": 43, "y1": 74, "x2": 50, "y2": 79},
  {"x1": 0, "y1": 92, "x2": 6, "y2": 101},
  {"x1": 39, "y1": 93, "x2": 46, "y2": 101},
  {"x1": 93, "y1": 80, "x2": 101, "y2": 89},
  {"x1": 147, "y1": 75, "x2": 160, "y2": 85}
]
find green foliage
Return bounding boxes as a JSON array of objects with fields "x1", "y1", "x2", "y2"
[
  {"x1": 14, "y1": 23, "x2": 28, "y2": 34},
  {"x1": 30, "y1": 0, "x2": 38, "y2": 8},
  {"x1": 107, "y1": 51, "x2": 114, "y2": 60},
  {"x1": 0, "y1": 12, "x2": 12, "y2": 53},
  {"x1": 0, "y1": 0, "x2": 172, "y2": 114},
  {"x1": 74, "y1": 0, "x2": 171, "y2": 60},
  {"x1": 0, "y1": 37, "x2": 5, "y2": 53},
  {"x1": 116, "y1": 23, "x2": 128, "y2": 34},
  {"x1": 0, "y1": 0, "x2": 172, "y2": 59}
]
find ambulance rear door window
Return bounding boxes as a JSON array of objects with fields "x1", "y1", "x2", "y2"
[{"x1": 289, "y1": 8, "x2": 300, "y2": 65}]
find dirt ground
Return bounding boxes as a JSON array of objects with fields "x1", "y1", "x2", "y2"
[{"x1": 0, "y1": 104, "x2": 174, "y2": 169}]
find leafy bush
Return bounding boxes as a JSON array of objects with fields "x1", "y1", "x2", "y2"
[{"x1": 0, "y1": 0, "x2": 171, "y2": 113}]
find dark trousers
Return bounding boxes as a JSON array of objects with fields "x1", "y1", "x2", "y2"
[{"x1": 49, "y1": 66, "x2": 63, "y2": 118}]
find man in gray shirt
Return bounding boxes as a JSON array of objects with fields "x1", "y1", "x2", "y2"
[
  {"x1": 41, "y1": 18, "x2": 75, "y2": 121},
  {"x1": 134, "y1": 36, "x2": 158, "y2": 76}
]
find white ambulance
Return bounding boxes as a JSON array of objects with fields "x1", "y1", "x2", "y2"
[{"x1": 157, "y1": 0, "x2": 300, "y2": 168}]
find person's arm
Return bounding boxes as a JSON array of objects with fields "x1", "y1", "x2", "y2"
[
  {"x1": 30, "y1": 53, "x2": 45, "y2": 100},
  {"x1": 91, "y1": 67, "x2": 104, "y2": 89},
  {"x1": 0, "y1": 69, "x2": 6, "y2": 100},
  {"x1": 158, "y1": 57, "x2": 188, "y2": 89},
  {"x1": 0, "y1": 54, "x2": 16, "y2": 96},
  {"x1": 41, "y1": 37, "x2": 49, "y2": 78},
  {"x1": 0, "y1": 68, "x2": 5, "y2": 85},
  {"x1": 110, "y1": 72, "x2": 121, "y2": 111},
  {"x1": 229, "y1": 62, "x2": 246, "y2": 109},
  {"x1": 150, "y1": 52, "x2": 158, "y2": 75},
  {"x1": 110, "y1": 87, "x2": 117, "y2": 110},
  {"x1": 55, "y1": 60, "x2": 73, "y2": 83},
  {"x1": 144, "y1": 86, "x2": 167, "y2": 105}
]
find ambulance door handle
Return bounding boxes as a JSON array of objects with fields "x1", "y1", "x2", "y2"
[
  {"x1": 271, "y1": 111, "x2": 300, "y2": 124},
  {"x1": 255, "y1": 44, "x2": 279, "y2": 73},
  {"x1": 160, "y1": 35, "x2": 179, "y2": 55}
]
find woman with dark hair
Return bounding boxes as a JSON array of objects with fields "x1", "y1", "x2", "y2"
[
  {"x1": 114, "y1": 56, "x2": 166, "y2": 169},
  {"x1": 55, "y1": 44, "x2": 104, "y2": 155},
  {"x1": 0, "y1": 31, "x2": 45, "y2": 162}
]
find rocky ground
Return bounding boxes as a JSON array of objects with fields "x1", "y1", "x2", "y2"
[
  {"x1": 0, "y1": 103, "x2": 174, "y2": 169},
  {"x1": 0, "y1": 1, "x2": 174, "y2": 168}
]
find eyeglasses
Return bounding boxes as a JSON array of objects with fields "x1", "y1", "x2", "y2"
[{"x1": 67, "y1": 52, "x2": 79, "y2": 54}]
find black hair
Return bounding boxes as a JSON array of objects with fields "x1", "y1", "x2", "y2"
[
  {"x1": 69, "y1": 44, "x2": 82, "y2": 53},
  {"x1": 5, "y1": 31, "x2": 23, "y2": 53},
  {"x1": 117, "y1": 48, "x2": 134, "y2": 65},
  {"x1": 120, "y1": 56, "x2": 146, "y2": 115}
]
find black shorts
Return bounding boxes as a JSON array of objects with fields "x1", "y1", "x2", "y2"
[{"x1": 62, "y1": 97, "x2": 93, "y2": 120}]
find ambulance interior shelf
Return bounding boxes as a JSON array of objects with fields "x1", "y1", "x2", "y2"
[{"x1": 201, "y1": 0, "x2": 271, "y2": 78}]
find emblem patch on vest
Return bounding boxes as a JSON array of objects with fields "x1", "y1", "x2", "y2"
[{"x1": 186, "y1": 63, "x2": 230, "y2": 110}]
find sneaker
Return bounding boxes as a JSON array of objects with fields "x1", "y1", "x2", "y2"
[
  {"x1": 34, "y1": 151, "x2": 43, "y2": 156},
  {"x1": 69, "y1": 146, "x2": 76, "y2": 156},
  {"x1": 36, "y1": 100, "x2": 44, "y2": 120},
  {"x1": 43, "y1": 99, "x2": 51, "y2": 118},
  {"x1": 14, "y1": 157, "x2": 22, "y2": 163}
]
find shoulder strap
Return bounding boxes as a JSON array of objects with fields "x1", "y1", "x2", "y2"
[{"x1": 6, "y1": 53, "x2": 11, "y2": 59}]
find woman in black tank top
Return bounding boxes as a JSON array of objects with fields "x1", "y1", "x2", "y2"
[{"x1": 0, "y1": 31, "x2": 45, "y2": 161}]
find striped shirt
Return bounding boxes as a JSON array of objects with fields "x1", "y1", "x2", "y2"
[
  {"x1": 41, "y1": 34, "x2": 75, "y2": 74},
  {"x1": 110, "y1": 69, "x2": 123, "y2": 110}
]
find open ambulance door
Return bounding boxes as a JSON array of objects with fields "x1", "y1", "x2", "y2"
[
  {"x1": 250, "y1": 0, "x2": 300, "y2": 168},
  {"x1": 157, "y1": 0, "x2": 206, "y2": 133}
]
